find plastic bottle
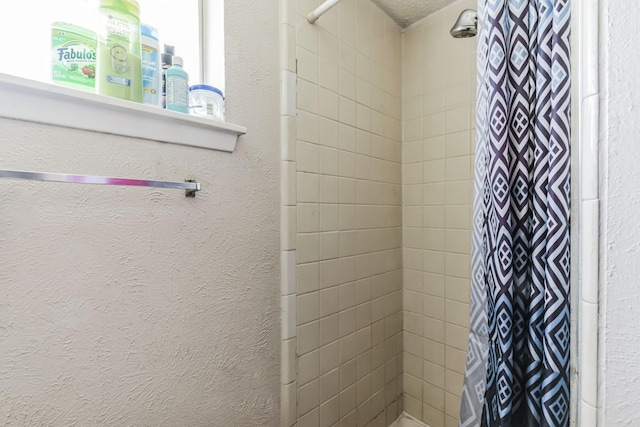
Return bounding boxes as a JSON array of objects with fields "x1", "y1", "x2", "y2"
[
  {"x1": 141, "y1": 24, "x2": 161, "y2": 106},
  {"x1": 189, "y1": 84, "x2": 224, "y2": 119},
  {"x1": 161, "y1": 44, "x2": 174, "y2": 108},
  {"x1": 96, "y1": 0, "x2": 142, "y2": 103},
  {"x1": 166, "y1": 56, "x2": 189, "y2": 113},
  {"x1": 51, "y1": 22, "x2": 96, "y2": 92}
]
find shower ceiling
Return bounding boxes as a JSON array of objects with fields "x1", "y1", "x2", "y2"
[{"x1": 372, "y1": 0, "x2": 457, "y2": 28}]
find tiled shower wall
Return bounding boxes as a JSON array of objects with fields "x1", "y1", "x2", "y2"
[
  {"x1": 281, "y1": 0, "x2": 405, "y2": 426},
  {"x1": 400, "y1": 1, "x2": 477, "y2": 426}
]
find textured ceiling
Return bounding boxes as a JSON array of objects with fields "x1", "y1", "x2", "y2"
[{"x1": 372, "y1": 0, "x2": 457, "y2": 28}]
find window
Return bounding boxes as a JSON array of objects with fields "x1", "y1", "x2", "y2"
[
  {"x1": 0, "y1": 0, "x2": 223, "y2": 91},
  {"x1": 0, "y1": 0, "x2": 241, "y2": 152}
]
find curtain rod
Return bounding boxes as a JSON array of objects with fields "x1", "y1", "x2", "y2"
[{"x1": 307, "y1": 0, "x2": 341, "y2": 24}]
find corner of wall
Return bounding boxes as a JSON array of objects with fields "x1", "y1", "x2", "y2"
[{"x1": 280, "y1": 0, "x2": 298, "y2": 426}]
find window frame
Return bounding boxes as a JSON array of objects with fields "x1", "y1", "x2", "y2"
[{"x1": 0, "y1": 0, "x2": 242, "y2": 152}]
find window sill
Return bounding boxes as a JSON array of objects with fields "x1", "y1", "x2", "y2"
[{"x1": 0, "y1": 73, "x2": 246, "y2": 152}]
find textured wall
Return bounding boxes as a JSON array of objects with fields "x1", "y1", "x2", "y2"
[
  {"x1": 600, "y1": 0, "x2": 640, "y2": 425},
  {"x1": 0, "y1": 1, "x2": 281, "y2": 425},
  {"x1": 281, "y1": 0, "x2": 405, "y2": 425},
  {"x1": 401, "y1": 1, "x2": 476, "y2": 426}
]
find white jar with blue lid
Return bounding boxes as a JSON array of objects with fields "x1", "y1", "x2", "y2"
[{"x1": 189, "y1": 84, "x2": 224, "y2": 119}]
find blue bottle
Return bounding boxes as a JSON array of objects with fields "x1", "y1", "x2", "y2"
[
  {"x1": 166, "y1": 56, "x2": 189, "y2": 113},
  {"x1": 141, "y1": 24, "x2": 161, "y2": 106}
]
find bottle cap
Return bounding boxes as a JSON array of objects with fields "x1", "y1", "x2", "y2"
[
  {"x1": 163, "y1": 44, "x2": 175, "y2": 55},
  {"x1": 100, "y1": 0, "x2": 139, "y2": 17},
  {"x1": 141, "y1": 23, "x2": 159, "y2": 41},
  {"x1": 189, "y1": 84, "x2": 224, "y2": 99},
  {"x1": 172, "y1": 56, "x2": 183, "y2": 67}
]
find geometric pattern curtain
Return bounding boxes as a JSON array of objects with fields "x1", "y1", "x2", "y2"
[{"x1": 459, "y1": 0, "x2": 571, "y2": 426}]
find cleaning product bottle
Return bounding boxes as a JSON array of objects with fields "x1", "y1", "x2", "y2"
[
  {"x1": 51, "y1": 22, "x2": 96, "y2": 92},
  {"x1": 161, "y1": 44, "x2": 174, "y2": 108},
  {"x1": 96, "y1": 0, "x2": 142, "y2": 102},
  {"x1": 141, "y1": 24, "x2": 161, "y2": 106},
  {"x1": 166, "y1": 56, "x2": 189, "y2": 113}
]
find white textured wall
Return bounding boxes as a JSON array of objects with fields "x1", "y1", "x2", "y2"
[
  {"x1": 0, "y1": 1, "x2": 281, "y2": 425},
  {"x1": 600, "y1": 0, "x2": 640, "y2": 425}
]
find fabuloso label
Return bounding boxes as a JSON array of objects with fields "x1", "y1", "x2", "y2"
[{"x1": 51, "y1": 23, "x2": 96, "y2": 91}]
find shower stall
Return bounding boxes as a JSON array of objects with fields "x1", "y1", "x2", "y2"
[
  {"x1": 279, "y1": 0, "x2": 480, "y2": 425},
  {"x1": 279, "y1": 0, "x2": 587, "y2": 424}
]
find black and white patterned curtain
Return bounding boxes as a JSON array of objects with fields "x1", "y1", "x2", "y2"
[{"x1": 459, "y1": 0, "x2": 571, "y2": 426}]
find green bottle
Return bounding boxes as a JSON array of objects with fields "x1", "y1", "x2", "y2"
[{"x1": 96, "y1": 0, "x2": 142, "y2": 102}]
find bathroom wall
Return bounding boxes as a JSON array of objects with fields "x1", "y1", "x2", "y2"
[
  {"x1": 280, "y1": 0, "x2": 404, "y2": 425},
  {"x1": 0, "y1": 1, "x2": 281, "y2": 425},
  {"x1": 599, "y1": 0, "x2": 640, "y2": 425},
  {"x1": 400, "y1": 1, "x2": 477, "y2": 426}
]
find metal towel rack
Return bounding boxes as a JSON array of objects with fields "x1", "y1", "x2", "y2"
[{"x1": 0, "y1": 169, "x2": 201, "y2": 198}]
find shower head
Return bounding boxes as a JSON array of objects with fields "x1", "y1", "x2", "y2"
[{"x1": 450, "y1": 9, "x2": 478, "y2": 38}]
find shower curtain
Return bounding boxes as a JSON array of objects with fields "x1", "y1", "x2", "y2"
[{"x1": 459, "y1": 1, "x2": 571, "y2": 426}]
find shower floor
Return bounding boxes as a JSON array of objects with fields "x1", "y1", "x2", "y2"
[{"x1": 389, "y1": 413, "x2": 430, "y2": 427}]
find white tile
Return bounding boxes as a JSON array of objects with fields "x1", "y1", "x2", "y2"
[
  {"x1": 299, "y1": 203, "x2": 320, "y2": 233},
  {"x1": 298, "y1": 233, "x2": 320, "y2": 263},
  {"x1": 580, "y1": 0, "x2": 599, "y2": 98},
  {"x1": 282, "y1": 294, "x2": 297, "y2": 339},
  {"x1": 281, "y1": 161, "x2": 297, "y2": 206},
  {"x1": 319, "y1": 58, "x2": 340, "y2": 93},
  {"x1": 281, "y1": 70, "x2": 297, "y2": 117},
  {"x1": 281, "y1": 206, "x2": 297, "y2": 251},
  {"x1": 581, "y1": 200, "x2": 599, "y2": 304},
  {"x1": 579, "y1": 400, "x2": 597, "y2": 427},
  {"x1": 580, "y1": 300, "x2": 598, "y2": 407},
  {"x1": 319, "y1": 116, "x2": 340, "y2": 148},
  {"x1": 298, "y1": 320, "x2": 320, "y2": 355},
  {"x1": 298, "y1": 380, "x2": 320, "y2": 417},
  {"x1": 445, "y1": 106, "x2": 470, "y2": 134},
  {"x1": 298, "y1": 110, "x2": 320, "y2": 144},
  {"x1": 297, "y1": 46, "x2": 320, "y2": 84},
  {"x1": 298, "y1": 141, "x2": 320, "y2": 173},
  {"x1": 298, "y1": 292, "x2": 320, "y2": 325},
  {"x1": 298, "y1": 77, "x2": 319, "y2": 114},
  {"x1": 298, "y1": 172, "x2": 319, "y2": 203},
  {"x1": 281, "y1": 116, "x2": 297, "y2": 162},
  {"x1": 298, "y1": 15, "x2": 319, "y2": 53},
  {"x1": 581, "y1": 95, "x2": 599, "y2": 201},
  {"x1": 320, "y1": 313, "x2": 340, "y2": 347},
  {"x1": 282, "y1": 338, "x2": 297, "y2": 384},
  {"x1": 339, "y1": 96, "x2": 357, "y2": 127},
  {"x1": 281, "y1": 381, "x2": 297, "y2": 427},
  {"x1": 282, "y1": 250, "x2": 297, "y2": 295},
  {"x1": 319, "y1": 395, "x2": 340, "y2": 427},
  {"x1": 319, "y1": 87, "x2": 340, "y2": 121},
  {"x1": 299, "y1": 350, "x2": 320, "y2": 386},
  {"x1": 423, "y1": 112, "x2": 445, "y2": 138},
  {"x1": 281, "y1": 23, "x2": 296, "y2": 73},
  {"x1": 280, "y1": 0, "x2": 294, "y2": 25},
  {"x1": 298, "y1": 262, "x2": 320, "y2": 294}
]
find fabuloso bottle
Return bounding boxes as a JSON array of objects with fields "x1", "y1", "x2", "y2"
[
  {"x1": 166, "y1": 56, "x2": 189, "y2": 113},
  {"x1": 141, "y1": 24, "x2": 161, "y2": 106},
  {"x1": 51, "y1": 22, "x2": 96, "y2": 92},
  {"x1": 96, "y1": 0, "x2": 142, "y2": 102}
]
